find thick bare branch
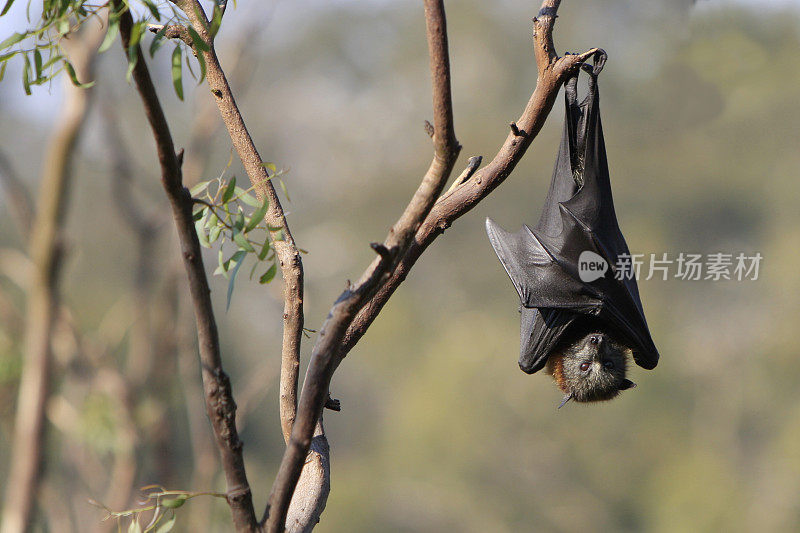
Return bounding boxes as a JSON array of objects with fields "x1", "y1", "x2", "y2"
[
  {"x1": 264, "y1": 2, "x2": 603, "y2": 531},
  {"x1": 263, "y1": 1, "x2": 461, "y2": 531},
  {"x1": 338, "y1": 4, "x2": 600, "y2": 362},
  {"x1": 0, "y1": 19, "x2": 105, "y2": 533},
  {"x1": 113, "y1": 3, "x2": 259, "y2": 531}
]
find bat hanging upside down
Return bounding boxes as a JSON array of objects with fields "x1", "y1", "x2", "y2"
[{"x1": 485, "y1": 51, "x2": 659, "y2": 408}]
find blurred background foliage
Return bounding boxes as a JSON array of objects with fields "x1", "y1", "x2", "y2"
[{"x1": 1, "y1": 0, "x2": 800, "y2": 531}]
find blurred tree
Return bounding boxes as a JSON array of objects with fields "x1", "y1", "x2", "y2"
[{"x1": 1, "y1": 1, "x2": 797, "y2": 533}]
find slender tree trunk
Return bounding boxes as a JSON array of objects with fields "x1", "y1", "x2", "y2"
[{"x1": 0, "y1": 22, "x2": 105, "y2": 533}]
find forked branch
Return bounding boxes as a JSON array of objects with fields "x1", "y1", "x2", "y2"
[
  {"x1": 169, "y1": 0, "x2": 305, "y2": 450},
  {"x1": 113, "y1": 2, "x2": 259, "y2": 531},
  {"x1": 264, "y1": 1, "x2": 602, "y2": 531}
]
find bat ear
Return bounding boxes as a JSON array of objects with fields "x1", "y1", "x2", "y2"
[
  {"x1": 619, "y1": 379, "x2": 637, "y2": 391},
  {"x1": 557, "y1": 393, "x2": 573, "y2": 409}
]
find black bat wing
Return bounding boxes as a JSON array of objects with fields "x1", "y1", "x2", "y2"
[{"x1": 486, "y1": 52, "x2": 659, "y2": 373}]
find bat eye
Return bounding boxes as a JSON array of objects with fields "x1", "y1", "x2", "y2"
[
  {"x1": 590, "y1": 335, "x2": 600, "y2": 345},
  {"x1": 579, "y1": 362, "x2": 591, "y2": 372},
  {"x1": 603, "y1": 360, "x2": 614, "y2": 370}
]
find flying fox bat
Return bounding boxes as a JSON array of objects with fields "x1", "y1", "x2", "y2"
[{"x1": 485, "y1": 52, "x2": 659, "y2": 406}]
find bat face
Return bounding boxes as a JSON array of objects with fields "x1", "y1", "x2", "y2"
[{"x1": 545, "y1": 324, "x2": 636, "y2": 407}]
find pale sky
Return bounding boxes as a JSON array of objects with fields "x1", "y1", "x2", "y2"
[{"x1": 0, "y1": 0, "x2": 798, "y2": 123}]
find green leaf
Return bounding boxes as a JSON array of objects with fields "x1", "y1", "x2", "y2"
[
  {"x1": 221, "y1": 177, "x2": 236, "y2": 203},
  {"x1": 215, "y1": 248, "x2": 227, "y2": 276},
  {"x1": 0, "y1": 50, "x2": 20, "y2": 63},
  {"x1": 154, "y1": 514, "x2": 176, "y2": 533},
  {"x1": 189, "y1": 180, "x2": 210, "y2": 196},
  {"x1": 259, "y1": 262, "x2": 277, "y2": 284},
  {"x1": 141, "y1": 0, "x2": 161, "y2": 22},
  {"x1": 33, "y1": 48, "x2": 41, "y2": 80},
  {"x1": 98, "y1": 18, "x2": 119, "y2": 53},
  {"x1": 245, "y1": 198, "x2": 269, "y2": 233},
  {"x1": 226, "y1": 255, "x2": 245, "y2": 310},
  {"x1": 129, "y1": 20, "x2": 145, "y2": 47},
  {"x1": 207, "y1": 210, "x2": 219, "y2": 228},
  {"x1": 279, "y1": 178, "x2": 291, "y2": 202},
  {"x1": 208, "y1": 225, "x2": 222, "y2": 244},
  {"x1": 196, "y1": 47, "x2": 206, "y2": 84},
  {"x1": 235, "y1": 187, "x2": 260, "y2": 207},
  {"x1": 183, "y1": 50, "x2": 196, "y2": 79},
  {"x1": 0, "y1": 32, "x2": 26, "y2": 50},
  {"x1": 56, "y1": 18, "x2": 69, "y2": 36},
  {"x1": 170, "y1": 45, "x2": 183, "y2": 100},
  {"x1": 41, "y1": 53, "x2": 62, "y2": 70},
  {"x1": 161, "y1": 495, "x2": 187, "y2": 509},
  {"x1": 209, "y1": 3, "x2": 223, "y2": 38},
  {"x1": 0, "y1": 61, "x2": 7, "y2": 83},
  {"x1": 186, "y1": 26, "x2": 210, "y2": 52},
  {"x1": 1, "y1": 0, "x2": 16, "y2": 17},
  {"x1": 233, "y1": 212, "x2": 245, "y2": 231},
  {"x1": 64, "y1": 59, "x2": 95, "y2": 88},
  {"x1": 232, "y1": 231, "x2": 255, "y2": 252},
  {"x1": 195, "y1": 214, "x2": 209, "y2": 248},
  {"x1": 260, "y1": 161, "x2": 277, "y2": 174},
  {"x1": 249, "y1": 257, "x2": 260, "y2": 280},
  {"x1": 125, "y1": 21, "x2": 145, "y2": 81},
  {"x1": 149, "y1": 24, "x2": 168, "y2": 58},
  {"x1": 22, "y1": 53, "x2": 30, "y2": 95},
  {"x1": 258, "y1": 238, "x2": 270, "y2": 260}
]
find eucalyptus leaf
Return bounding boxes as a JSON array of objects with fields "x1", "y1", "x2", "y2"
[
  {"x1": 244, "y1": 198, "x2": 269, "y2": 233},
  {"x1": 222, "y1": 177, "x2": 236, "y2": 203},
  {"x1": 171, "y1": 45, "x2": 183, "y2": 101},
  {"x1": 232, "y1": 231, "x2": 254, "y2": 252},
  {"x1": 258, "y1": 238, "x2": 270, "y2": 260},
  {"x1": 149, "y1": 24, "x2": 168, "y2": 57},
  {"x1": 260, "y1": 262, "x2": 277, "y2": 284},
  {"x1": 161, "y1": 495, "x2": 187, "y2": 509},
  {"x1": 154, "y1": 514, "x2": 176, "y2": 533},
  {"x1": 98, "y1": 18, "x2": 119, "y2": 52},
  {"x1": 187, "y1": 26, "x2": 210, "y2": 52},
  {"x1": 1, "y1": 0, "x2": 16, "y2": 17},
  {"x1": 189, "y1": 180, "x2": 210, "y2": 196},
  {"x1": 195, "y1": 215, "x2": 210, "y2": 247},
  {"x1": 0, "y1": 32, "x2": 26, "y2": 51},
  {"x1": 226, "y1": 255, "x2": 245, "y2": 310},
  {"x1": 64, "y1": 60, "x2": 95, "y2": 88}
]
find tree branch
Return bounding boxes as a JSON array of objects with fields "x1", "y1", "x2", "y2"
[
  {"x1": 113, "y1": 3, "x2": 259, "y2": 531},
  {"x1": 338, "y1": 3, "x2": 600, "y2": 362},
  {"x1": 263, "y1": 1, "x2": 462, "y2": 531},
  {"x1": 170, "y1": 0, "x2": 305, "y2": 449},
  {"x1": 0, "y1": 18, "x2": 105, "y2": 533},
  {"x1": 264, "y1": 1, "x2": 602, "y2": 531}
]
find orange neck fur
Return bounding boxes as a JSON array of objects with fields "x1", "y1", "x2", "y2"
[{"x1": 546, "y1": 353, "x2": 569, "y2": 393}]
